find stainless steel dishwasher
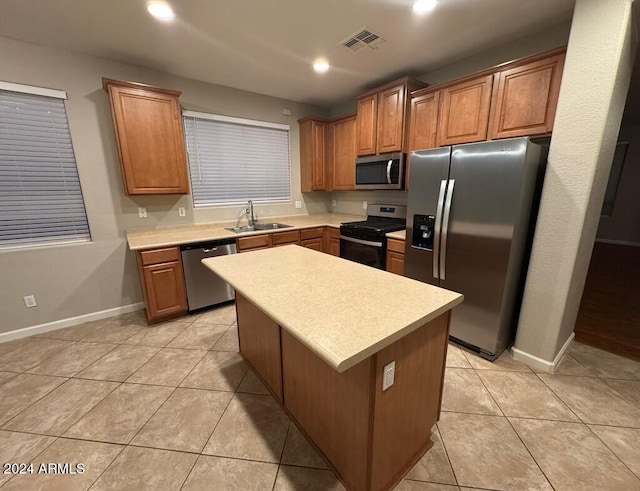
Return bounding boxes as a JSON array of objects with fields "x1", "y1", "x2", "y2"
[{"x1": 180, "y1": 239, "x2": 237, "y2": 312}]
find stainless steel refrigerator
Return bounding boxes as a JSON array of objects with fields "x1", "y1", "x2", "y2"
[{"x1": 404, "y1": 137, "x2": 546, "y2": 360}]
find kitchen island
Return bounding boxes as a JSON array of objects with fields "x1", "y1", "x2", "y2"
[{"x1": 203, "y1": 245, "x2": 463, "y2": 491}]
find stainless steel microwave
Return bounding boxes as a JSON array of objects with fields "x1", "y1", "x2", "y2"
[{"x1": 355, "y1": 153, "x2": 405, "y2": 190}]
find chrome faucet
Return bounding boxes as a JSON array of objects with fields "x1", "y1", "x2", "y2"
[{"x1": 246, "y1": 200, "x2": 256, "y2": 226}]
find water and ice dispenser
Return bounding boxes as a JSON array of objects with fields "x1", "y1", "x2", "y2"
[{"x1": 411, "y1": 215, "x2": 435, "y2": 250}]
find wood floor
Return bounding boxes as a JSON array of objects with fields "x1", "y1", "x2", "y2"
[{"x1": 575, "y1": 242, "x2": 640, "y2": 362}]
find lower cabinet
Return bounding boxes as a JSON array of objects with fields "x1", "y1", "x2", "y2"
[
  {"x1": 136, "y1": 247, "x2": 188, "y2": 323},
  {"x1": 327, "y1": 227, "x2": 340, "y2": 257},
  {"x1": 386, "y1": 238, "x2": 405, "y2": 275}
]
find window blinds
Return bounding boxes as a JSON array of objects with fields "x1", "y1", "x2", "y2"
[
  {"x1": 183, "y1": 112, "x2": 291, "y2": 207},
  {"x1": 0, "y1": 87, "x2": 90, "y2": 249}
]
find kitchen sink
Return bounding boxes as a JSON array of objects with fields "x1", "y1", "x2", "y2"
[
  {"x1": 224, "y1": 223, "x2": 292, "y2": 233},
  {"x1": 254, "y1": 223, "x2": 292, "y2": 230}
]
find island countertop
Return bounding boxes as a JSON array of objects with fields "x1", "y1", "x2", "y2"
[{"x1": 203, "y1": 245, "x2": 463, "y2": 372}]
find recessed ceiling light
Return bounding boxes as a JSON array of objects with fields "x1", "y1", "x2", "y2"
[
  {"x1": 146, "y1": 1, "x2": 175, "y2": 21},
  {"x1": 313, "y1": 61, "x2": 330, "y2": 73},
  {"x1": 412, "y1": 0, "x2": 437, "y2": 14}
]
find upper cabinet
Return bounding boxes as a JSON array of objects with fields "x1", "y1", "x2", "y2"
[
  {"x1": 327, "y1": 114, "x2": 357, "y2": 191},
  {"x1": 103, "y1": 78, "x2": 189, "y2": 195},
  {"x1": 408, "y1": 91, "x2": 440, "y2": 152},
  {"x1": 408, "y1": 47, "x2": 567, "y2": 153},
  {"x1": 356, "y1": 95, "x2": 378, "y2": 156},
  {"x1": 436, "y1": 74, "x2": 494, "y2": 147},
  {"x1": 488, "y1": 52, "x2": 565, "y2": 140},
  {"x1": 356, "y1": 77, "x2": 427, "y2": 157},
  {"x1": 299, "y1": 114, "x2": 357, "y2": 192},
  {"x1": 299, "y1": 117, "x2": 327, "y2": 192}
]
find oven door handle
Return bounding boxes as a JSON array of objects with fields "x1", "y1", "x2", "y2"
[{"x1": 340, "y1": 235, "x2": 383, "y2": 248}]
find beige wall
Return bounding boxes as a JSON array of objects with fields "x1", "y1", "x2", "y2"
[
  {"x1": 0, "y1": 35, "x2": 328, "y2": 333},
  {"x1": 514, "y1": 0, "x2": 635, "y2": 364},
  {"x1": 596, "y1": 122, "x2": 640, "y2": 244}
]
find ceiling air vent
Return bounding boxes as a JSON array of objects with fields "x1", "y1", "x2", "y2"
[{"x1": 340, "y1": 27, "x2": 385, "y2": 52}]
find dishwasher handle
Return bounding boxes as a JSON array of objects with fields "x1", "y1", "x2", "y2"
[{"x1": 202, "y1": 247, "x2": 218, "y2": 253}]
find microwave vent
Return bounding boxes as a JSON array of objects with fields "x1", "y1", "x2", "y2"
[{"x1": 340, "y1": 28, "x2": 385, "y2": 52}]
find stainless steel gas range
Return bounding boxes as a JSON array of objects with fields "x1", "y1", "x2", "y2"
[{"x1": 339, "y1": 204, "x2": 407, "y2": 270}]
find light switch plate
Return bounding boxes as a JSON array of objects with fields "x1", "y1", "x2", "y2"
[
  {"x1": 138, "y1": 207, "x2": 147, "y2": 218},
  {"x1": 295, "y1": 201, "x2": 302, "y2": 209},
  {"x1": 23, "y1": 295, "x2": 37, "y2": 308},
  {"x1": 178, "y1": 207, "x2": 186, "y2": 217},
  {"x1": 382, "y1": 361, "x2": 395, "y2": 391}
]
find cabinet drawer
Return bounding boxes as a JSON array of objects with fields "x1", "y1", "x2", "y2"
[
  {"x1": 238, "y1": 234, "x2": 271, "y2": 251},
  {"x1": 139, "y1": 247, "x2": 180, "y2": 266},
  {"x1": 387, "y1": 238, "x2": 405, "y2": 254},
  {"x1": 301, "y1": 227, "x2": 325, "y2": 240},
  {"x1": 327, "y1": 227, "x2": 340, "y2": 240},
  {"x1": 271, "y1": 230, "x2": 301, "y2": 245}
]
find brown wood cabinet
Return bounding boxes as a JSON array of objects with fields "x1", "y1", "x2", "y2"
[
  {"x1": 376, "y1": 83, "x2": 407, "y2": 154},
  {"x1": 271, "y1": 230, "x2": 301, "y2": 246},
  {"x1": 327, "y1": 227, "x2": 340, "y2": 257},
  {"x1": 488, "y1": 52, "x2": 565, "y2": 140},
  {"x1": 136, "y1": 247, "x2": 187, "y2": 322},
  {"x1": 355, "y1": 94, "x2": 378, "y2": 156},
  {"x1": 102, "y1": 78, "x2": 189, "y2": 195},
  {"x1": 301, "y1": 227, "x2": 325, "y2": 252},
  {"x1": 436, "y1": 74, "x2": 494, "y2": 147},
  {"x1": 356, "y1": 77, "x2": 427, "y2": 157},
  {"x1": 407, "y1": 47, "x2": 567, "y2": 160},
  {"x1": 408, "y1": 91, "x2": 440, "y2": 153},
  {"x1": 386, "y1": 238, "x2": 405, "y2": 276},
  {"x1": 237, "y1": 234, "x2": 272, "y2": 252},
  {"x1": 327, "y1": 114, "x2": 357, "y2": 191},
  {"x1": 299, "y1": 118, "x2": 327, "y2": 191}
]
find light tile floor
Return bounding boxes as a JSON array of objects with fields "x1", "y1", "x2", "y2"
[{"x1": 0, "y1": 305, "x2": 639, "y2": 490}]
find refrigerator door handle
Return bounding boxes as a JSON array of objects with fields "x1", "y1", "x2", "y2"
[
  {"x1": 433, "y1": 180, "x2": 448, "y2": 279},
  {"x1": 386, "y1": 160, "x2": 393, "y2": 184},
  {"x1": 440, "y1": 179, "x2": 455, "y2": 280}
]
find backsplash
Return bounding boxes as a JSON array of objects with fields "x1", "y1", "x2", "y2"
[{"x1": 330, "y1": 190, "x2": 408, "y2": 217}]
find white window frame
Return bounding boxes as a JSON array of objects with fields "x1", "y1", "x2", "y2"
[
  {"x1": 182, "y1": 110, "x2": 291, "y2": 208},
  {"x1": 0, "y1": 81, "x2": 91, "y2": 252}
]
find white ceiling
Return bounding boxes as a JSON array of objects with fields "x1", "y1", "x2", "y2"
[{"x1": 0, "y1": 0, "x2": 575, "y2": 107}]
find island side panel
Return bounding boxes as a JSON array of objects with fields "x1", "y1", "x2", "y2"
[
  {"x1": 369, "y1": 312, "x2": 451, "y2": 491},
  {"x1": 236, "y1": 293, "x2": 283, "y2": 401},
  {"x1": 281, "y1": 329, "x2": 373, "y2": 491}
]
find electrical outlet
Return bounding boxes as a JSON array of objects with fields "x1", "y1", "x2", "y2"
[
  {"x1": 362, "y1": 201, "x2": 368, "y2": 210},
  {"x1": 23, "y1": 295, "x2": 37, "y2": 308},
  {"x1": 294, "y1": 201, "x2": 302, "y2": 209},
  {"x1": 178, "y1": 207, "x2": 186, "y2": 217},
  {"x1": 138, "y1": 207, "x2": 147, "y2": 218},
  {"x1": 331, "y1": 199, "x2": 337, "y2": 207},
  {"x1": 382, "y1": 361, "x2": 395, "y2": 391}
]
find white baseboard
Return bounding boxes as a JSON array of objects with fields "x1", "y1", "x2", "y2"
[
  {"x1": 0, "y1": 303, "x2": 145, "y2": 344},
  {"x1": 512, "y1": 332, "x2": 575, "y2": 373}
]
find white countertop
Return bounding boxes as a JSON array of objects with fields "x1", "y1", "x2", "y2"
[
  {"x1": 126, "y1": 213, "x2": 363, "y2": 250},
  {"x1": 202, "y1": 245, "x2": 463, "y2": 372}
]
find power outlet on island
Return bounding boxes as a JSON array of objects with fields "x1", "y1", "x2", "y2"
[{"x1": 382, "y1": 361, "x2": 395, "y2": 391}]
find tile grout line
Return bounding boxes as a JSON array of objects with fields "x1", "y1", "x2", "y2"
[
  {"x1": 432, "y1": 422, "x2": 460, "y2": 487},
  {"x1": 583, "y1": 423, "x2": 640, "y2": 482},
  {"x1": 533, "y1": 372, "x2": 587, "y2": 424},
  {"x1": 472, "y1": 365, "x2": 556, "y2": 491}
]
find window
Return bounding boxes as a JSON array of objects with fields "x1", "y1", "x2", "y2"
[
  {"x1": 0, "y1": 81, "x2": 90, "y2": 249},
  {"x1": 183, "y1": 111, "x2": 290, "y2": 207}
]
